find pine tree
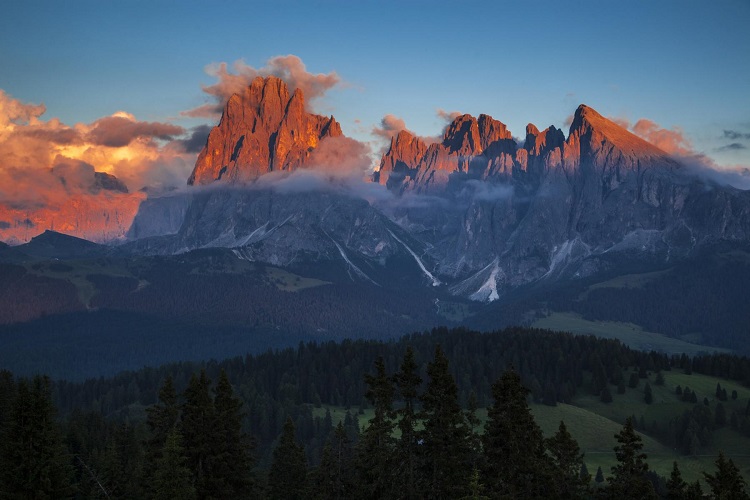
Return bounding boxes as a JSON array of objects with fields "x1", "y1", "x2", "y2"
[
  {"x1": 211, "y1": 369, "x2": 256, "y2": 498},
  {"x1": 311, "y1": 422, "x2": 353, "y2": 500},
  {"x1": 0, "y1": 376, "x2": 74, "y2": 499},
  {"x1": 546, "y1": 420, "x2": 589, "y2": 498},
  {"x1": 356, "y1": 356, "x2": 396, "y2": 499},
  {"x1": 595, "y1": 466, "x2": 604, "y2": 483},
  {"x1": 655, "y1": 371, "x2": 666, "y2": 386},
  {"x1": 153, "y1": 427, "x2": 196, "y2": 500},
  {"x1": 644, "y1": 382, "x2": 653, "y2": 404},
  {"x1": 465, "y1": 390, "x2": 482, "y2": 466},
  {"x1": 181, "y1": 370, "x2": 216, "y2": 497},
  {"x1": 482, "y1": 368, "x2": 553, "y2": 497},
  {"x1": 268, "y1": 417, "x2": 308, "y2": 500},
  {"x1": 419, "y1": 345, "x2": 472, "y2": 499},
  {"x1": 666, "y1": 461, "x2": 687, "y2": 500},
  {"x1": 703, "y1": 452, "x2": 749, "y2": 499},
  {"x1": 101, "y1": 423, "x2": 144, "y2": 499},
  {"x1": 394, "y1": 346, "x2": 421, "y2": 500},
  {"x1": 685, "y1": 480, "x2": 703, "y2": 499},
  {"x1": 605, "y1": 417, "x2": 657, "y2": 499},
  {"x1": 145, "y1": 376, "x2": 180, "y2": 495}
]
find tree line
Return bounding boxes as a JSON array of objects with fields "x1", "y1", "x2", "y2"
[{"x1": 2, "y1": 344, "x2": 748, "y2": 499}]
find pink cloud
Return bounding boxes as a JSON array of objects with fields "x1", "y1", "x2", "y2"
[
  {"x1": 631, "y1": 118, "x2": 693, "y2": 156},
  {"x1": 183, "y1": 55, "x2": 341, "y2": 118},
  {"x1": 436, "y1": 108, "x2": 461, "y2": 123},
  {"x1": 86, "y1": 113, "x2": 184, "y2": 147},
  {"x1": 307, "y1": 136, "x2": 372, "y2": 177},
  {"x1": 0, "y1": 90, "x2": 194, "y2": 211},
  {"x1": 372, "y1": 114, "x2": 411, "y2": 140}
]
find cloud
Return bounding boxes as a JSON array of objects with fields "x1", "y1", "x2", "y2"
[
  {"x1": 459, "y1": 179, "x2": 514, "y2": 201},
  {"x1": 178, "y1": 124, "x2": 212, "y2": 153},
  {"x1": 678, "y1": 154, "x2": 750, "y2": 190},
  {"x1": 86, "y1": 112, "x2": 184, "y2": 147},
  {"x1": 306, "y1": 136, "x2": 373, "y2": 177},
  {"x1": 372, "y1": 114, "x2": 411, "y2": 140},
  {"x1": 716, "y1": 143, "x2": 747, "y2": 152},
  {"x1": 183, "y1": 55, "x2": 341, "y2": 118},
  {"x1": 630, "y1": 119, "x2": 693, "y2": 156},
  {"x1": 0, "y1": 89, "x2": 198, "y2": 243},
  {"x1": 0, "y1": 89, "x2": 45, "y2": 127},
  {"x1": 723, "y1": 130, "x2": 750, "y2": 141},
  {"x1": 436, "y1": 108, "x2": 461, "y2": 123}
]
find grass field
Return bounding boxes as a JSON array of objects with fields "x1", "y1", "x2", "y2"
[
  {"x1": 578, "y1": 269, "x2": 670, "y2": 300},
  {"x1": 263, "y1": 267, "x2": 330, "y2": 292},
  {"x1": 532, "y1": 312, "x2": 729, "y2": 356},
  {"x1": 314, "y1": 367, "x2": 750, "y2": 484},
  {"x1": 25, "y1": 259, "x2": 135, "y2": 307}
]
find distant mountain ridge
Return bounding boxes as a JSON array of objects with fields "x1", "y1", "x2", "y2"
[{"x1": 113, "y1": 77, "x2": 750, "y2": 304}]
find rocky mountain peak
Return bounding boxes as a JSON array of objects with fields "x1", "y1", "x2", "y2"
[
  {"x1": 441, "y1": 113, "x2": 512, "y2": 155},
  {"x1": 567, "y1": 104, "x2": 669, "y2": 160},
  {"x1": 187, "y1": 75, "x2": 343, "y2": 186}
]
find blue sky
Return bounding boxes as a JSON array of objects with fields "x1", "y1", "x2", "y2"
[{"x1": 2, "y1": 0, "x2": 749, "y2": 168}]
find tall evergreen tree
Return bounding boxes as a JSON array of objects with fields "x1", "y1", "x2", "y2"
[
  {"x1": 644, "y1": 382, "x2": 653, "y2": 404},
  {"x1": 268, "y1": 417, "x2": 308, "y2": 500},
  {"x1": 311, "y1": 422, "x2": 354, "y2": 500},
  {"x1": 153, "y1": 427, "x2": 196, "y2": 500},
  {"x1": 605, "y1": 417, "x2": 657, "y2": 499},
  {"x1": 146, "y1": 376, "x2": 179, "y2": 446},
  {"x1": 144, "y1": 376, "x2": 180, "y2": 495},
  {"x1": 418, "y1": 345, "x2": 472, "y2": 499},
  {"x1": 666, "y1": 461, "x2": 687, "y2": 500},
  {"x1": 546, "y1": 420, "x2": 589, "y2": 499},
  {"x1": 211, "y1": 369, "x2": 256, "y2": 499},
  {"x1": 0, "y1": 376, "x2": 74, "y2": 499},
  {"x1": 181, "y1": 370, "x2": 216, "y2": 498},
  {"x1": 702, "y1": 452, "x2": 749, "y2": 499},
  {"x1": 356, "y1": 356, "x2": 396, "y2": 499},
  {"x1": 394, "y1": 345, "x2": 422, "y2": 500},
  {"x1": 482, "y1": 368, "x2": 553, "y2": 498},
  {"x1": 100, "y1": 423, "x2": 145, "y2": 499}
]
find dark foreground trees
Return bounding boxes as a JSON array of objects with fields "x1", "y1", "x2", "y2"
[
  {"x1": 3, "y1": 330, "x2": 750, "y2": 499},
  {"x1": 0, "y1": 375, "x2": 74, "y2": 498}
]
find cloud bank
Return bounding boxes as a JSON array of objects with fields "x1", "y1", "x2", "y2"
[{"x1": 0, "y1": 90, "x2": 202, "y2": 242}]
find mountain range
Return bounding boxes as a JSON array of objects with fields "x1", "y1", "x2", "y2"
[
  {"x1": 2, "y1": 75, "x2": 750, "y2": 378},
  {"x1": 123, "y1": 76, "x2": 750, "y2": 301}
]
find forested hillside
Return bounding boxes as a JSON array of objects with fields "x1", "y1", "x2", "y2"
[{"x1": 2, "y1": 327, "x2": 750, "y2": 498}]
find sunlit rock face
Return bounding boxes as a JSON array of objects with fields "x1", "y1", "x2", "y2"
[
  {"x1": 188, "y1": 76, "x2": 343, "y2": 185},
  {"x1": 375, "y1": 105, "x2": 750, "y2": 299}
]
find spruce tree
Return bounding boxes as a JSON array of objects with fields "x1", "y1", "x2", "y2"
[
  {"x1": 153, "y1": 427, "x2": 196, "y2": 500},
  {"x1": 605, "y1": 417, "x2": 657, "y2": 499},
  {"x1": 703, "y1": 452, "x2": 749, "y2": 499},
  {"x1": 394, "y1": 346, "x2": 421, "y2": 500},
  {"x1": 482, "y1": 368, "x2": 553, "y2": 497},
  {"x1": 145, "y1": 376, "x2": 180, "y2": 495},
  {"x1": 418, "y1": 345, "x2": 472, "y2": 499},
  {"x1": 181, "y1": 370, "x2": 216, "y2": 498},
  {"x1": 356, "y1": 356, "x2": 396, "y2": 499},
  {"x1": 595, "y1": 466, "x2": 604, "y2": 483},
  {"x1": 546, "y1": 420, "x2": 589, "y2": 498},
  {"x1": 644, "y1": 382, "x2": 653, "y2": 404},
  {"x1": 268, "y1": 417, "x2": 308, "y2": 500},
  {"x1": 666, "y1": 461, "x2": 687, "y2": 500},
  {"x1": 0, "y1": 376, "x2": 74, "y2": 499},
  {"x1": 211, "y1": 369, "x2": 256, "y2": 498},
  {"x1": 311, "y1": 422, "x2": 353, "y2": 500}
]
